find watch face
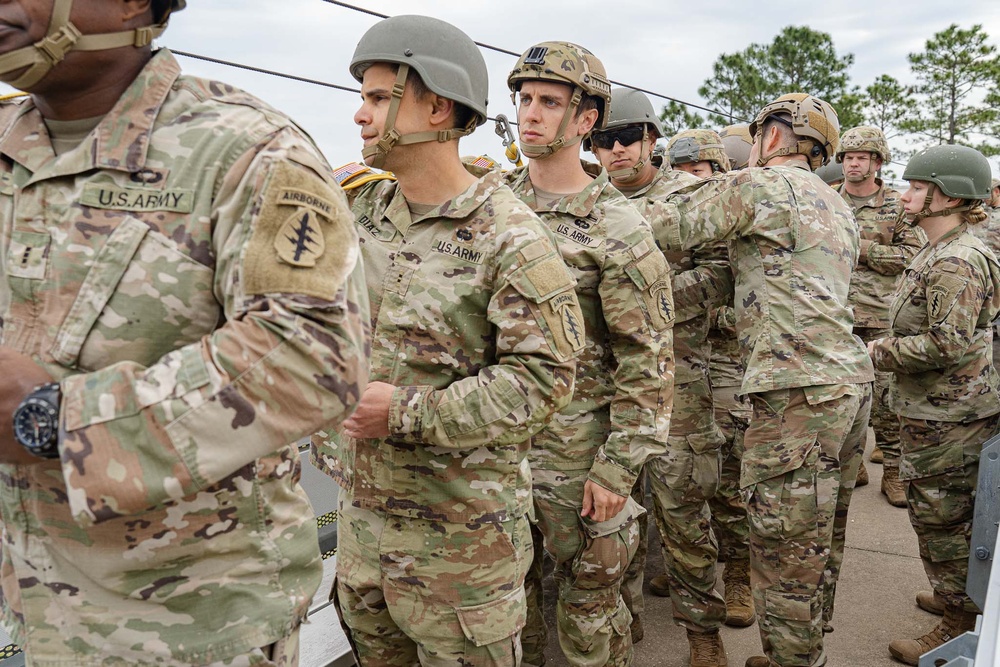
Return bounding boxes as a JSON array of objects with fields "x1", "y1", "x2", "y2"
[{"x1": 13, "y1": 398, "x2": 59, "y2": 451}]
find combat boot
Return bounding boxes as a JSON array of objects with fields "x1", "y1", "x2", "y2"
[
  {"x1": 870, "y1": 445, "x2": 884, "y2": 463},
  {"x1": 856, "y1": 460, "x2": 870, "y2": 486},
  {"x1": 744, "y1": 658, "x2": 773, "y2": 667},
  {"x1": 915, "y1": 590, "x2": 946, "y2": 616},
  {"x1": 649, "y1": 574, "x2": 670, "y2": 597},
  {"x1": 881, "y1": 465, "x2": 907, "y2": 507},
  {"x1": 888, "y1": 606, "x2": 978, "y2": 665},
  {"x1": 687, "y1": 629, "x2": 727, "y2": 667},
  {"x1": 722, "y1": 558, "x2": 756, "y2": 627}
]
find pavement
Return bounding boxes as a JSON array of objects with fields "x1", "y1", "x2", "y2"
[{"x1": 537, "y1": 430, "x2": 937, "y2": 667}]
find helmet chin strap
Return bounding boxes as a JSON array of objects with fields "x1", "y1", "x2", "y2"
[
  {"x1": 362, "y1": 63, "x2": 475, "y2": 170},
  {"x1": 607, "y1": 132, "x2": 651, "y2": 182},
  {"x1": 0, "y1": 0, "x2": 167, "y2": 91},
  {"x1": 520, "y1": 87, "x2": 584, "y2": 160},
  {"x1": 906, "y1": 183, "x2": 975, "y2": 225}
]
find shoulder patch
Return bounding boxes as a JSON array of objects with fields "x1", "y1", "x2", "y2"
[
  {"x1": 243, "y1": 161, "x2": 357, "y2": 300},
  {"x1": 331, "y1": 162, "x2": 396, "y2": 191}
]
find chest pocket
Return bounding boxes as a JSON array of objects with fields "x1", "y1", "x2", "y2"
[{"x1": 51, "y1": 215, "x2": 220, "y2": 371}]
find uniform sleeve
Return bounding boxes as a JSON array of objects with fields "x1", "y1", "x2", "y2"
[
  {"x1": 589, "y1": 215, "x2": 676, "y2": 496},
  {"x1": 387, "y1": 216, "x2": 580, "y2": 450},
  {"x1": 872, "y1": 258, "x2": 986, "y2": 373},
  {"x1": 654, "y1": 172, "x2": 757, "y2": 251},
  {"x1": 672, "y1": 242, "x2": 734, "y2": 323},
  {"x1": 58, "y1": 128, "x2": 371, "y2": 526},
  {"x1": 866, "y1": 223, "x2": 926, "y2": 276}
]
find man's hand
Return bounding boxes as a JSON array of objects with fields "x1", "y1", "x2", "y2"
[
  {"x1": 342, "y1": 381, "x2": 396, "y2": 440},
  {"x1": 867, "y1": 339, "x2": 878, "y2": 363},
  {"x1": 581, "y1": 480, "x2": 627, "y2": 523},
  {"x1": 0, "y1": 347, "x2": 55, "y2": 464}
]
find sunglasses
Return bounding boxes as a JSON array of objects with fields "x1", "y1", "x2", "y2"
[{"x1": 590, "y1": 126, "x2": 645, "y2": 150}]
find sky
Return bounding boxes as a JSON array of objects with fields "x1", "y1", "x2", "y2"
[{"x1": 7, "y1": 0, "x2": 1000, "y2": 175}]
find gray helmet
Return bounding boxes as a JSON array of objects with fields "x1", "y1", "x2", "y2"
[
  {"x1": 815, "y1": 159, "x2": 844, "y2": 186},
  {"x1": 349, "y1": 15, "x2": 488, "y2": 168},
  {"x1": 604, "y1": 88, "x2": 664, "y2": 137},
  {"x1": 719, "y1": 124, "x2": 753, "y2": 170},
  {"x1": 903, "y1": 144, "x2": 992, "y2": 200},
  {"x1": 350, "y1": 15, "x2": 488, "y2": 125}
]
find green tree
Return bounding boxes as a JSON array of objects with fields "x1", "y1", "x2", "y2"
[
  {"x1": 861, "y1": 75, "x2": 915, "y2": 141},
  {"x1": 659, "y1": 100, "x2": 704, "y2": 138},
  {"x1": 698, "y1": 26, "x2": 861, "y2": 128},
  {"x1": 903, "y1": 24, "x2": 1000, "y2": 156}
]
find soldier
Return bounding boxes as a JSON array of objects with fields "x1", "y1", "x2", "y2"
[
  {"x1": 835, "y1": 126, "x2": 926, "y2": 503},
  {"x1": 506, "y1": 45, "x2": 675, "y2": 667},
  {"x1": 0, "y1": 1, "x2": 371, "y2": 665},
  {"x1": 654, "y1": 93, "x2": 875, "y2": 667},
  {"x1": 590, "y1": 93, "x2": 734, "y2": 665},
  {"x1": 867, "y1": 145, "x2": 1000, "y2": 665},
  {"x1": 971, "y1": 176, "x2": 1000, "y2": 372},
  {"x1": 708, "y1": 123, "x2": 757, "y2": 630},
  {"x1": 311, "y1": 16, "x2": 582, "y2": 666}
]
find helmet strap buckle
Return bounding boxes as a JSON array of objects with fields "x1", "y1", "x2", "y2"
[
  {"x1": 37, "y1": 23, "x2": 81, "y2": 65},
  {"x1": 132, "y1": 26, "x2": 156, "y2": 48}
]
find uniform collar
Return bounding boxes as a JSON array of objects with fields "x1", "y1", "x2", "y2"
[
  {"x1": 383, "y1": 165, "x2": 505, "y2": 235},
  {"x1": 511, "y1": 160, "x2": 609, "y2": 218},
  {"x1": 837, "y1": 178, "x2": 890, "y2": 209},
  {"x1": 0, "y1": 49, "x2": 180, "y2": 182}
]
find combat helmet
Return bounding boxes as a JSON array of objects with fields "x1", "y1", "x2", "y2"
[
  {"x1": 720, "y1": 124, "x2": 753, "y2": 170},
  {"x1": 586, "y1": 87, "x2": 662, "y2": 180},
  {"x1": 0, "y1": 0, "x2": 184, "y2": 91},
  {"x1": 667, "y1": 129, "x2": 729, "y2": 173},
  {"x1": 749, "y1": 93, "x2": 840, "y2": 170},
  {"x1": 837, "y1": 126, "x2": 891, "y2": 164},
  {"x1": 816, "y1": 160, "x2": 845, "y2": 186},
  {"x1": 350, "y1": 15, "x2": 488, "y2": 169},
  {"x1": 507, "y1": 41, "x2": 612, "y2": 159},
  {"x1": 902, "y1": 144, "x2": 992, "y2": 222}
]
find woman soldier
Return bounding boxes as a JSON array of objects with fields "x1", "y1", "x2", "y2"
[{"x1": 868, "y1": 144, "x2": 1000, "y2": 665}]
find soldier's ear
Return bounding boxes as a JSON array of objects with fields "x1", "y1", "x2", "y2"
[
  {"x1": 121, "y1": 0, "x2": 154, "y2": 23},
  {"x1": 428, "y1": 94, "x2": 455, "y2": 129}
]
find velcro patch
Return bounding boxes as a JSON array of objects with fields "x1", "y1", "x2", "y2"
[
  {"x1": 525, "y1": 256, "x2": 574, "y2": 299},
  {"x1": 243, "y1": 162, "x2": 357, "y2": 300}
]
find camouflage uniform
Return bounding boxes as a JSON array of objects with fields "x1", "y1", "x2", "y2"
[
  {"x1": 312, "y1": 165, "x2": 581, "y2": 666},
  {"x1": 507, "y1": 163, "x2": 674, "y2": 667},
  {"x1": 971, "y1": 205, "x2": 1000, "y2": 371},
  {"x1": 836, "y1": 180, "x2": 925, "y2": 465},
  {"x1": 870, "y1": 224, "x2": 1000, "y2": 614},
  {"x1": 659, "y1": 163, "x2": 875, "y2": 666},
  {"x1": 707, "y1": 301, "x2": 751, "y2": 564},
  {"x1": 621, "y1": 166, "x2": 733, "y2": 634},
  {"x1": 0, "y1": 50, "x2": 371, "y2": 666}
]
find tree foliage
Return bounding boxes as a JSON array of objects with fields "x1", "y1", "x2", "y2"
[
  {"x1": 658, "y1": 100, "x2": 704, "y2": 139},
  {"x1": 696, "y1": 26, "x2": 862, "y2": 128},
  {"x1": 903, "y1": 23, "x2": 1000, "y2": 156}
]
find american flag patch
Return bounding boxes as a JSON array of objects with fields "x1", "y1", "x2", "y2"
[
  {"x1": 470, "y1": 155, "x2": 499, "y2": 169},
  {"x1": 331, "y1": 162, "x2": 368, "y2": 185}
]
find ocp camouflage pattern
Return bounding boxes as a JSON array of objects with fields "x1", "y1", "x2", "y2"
[
  {"x1": 312, "y1": 165, "x2": 581, "y2": 524},
  {"x1": 506, "y1": 162, "x2": 674, "y2": 496},
  {"x1": 657, "y1": 163, "x2": 874, "y2": 393},
  {"x1": 835, "y1": 180, "x2": 926, "y2": 328},
  {"x1": 0, "y1": 50, "x2": 370, "y2": 666},
  {"x1": 871, "y1": 225, "x2": 1000, "y2": 423}
]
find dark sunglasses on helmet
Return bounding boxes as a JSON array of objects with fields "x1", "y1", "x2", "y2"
[{"x1": 590, "y1": 126, "x2": 645, "y2": 150}]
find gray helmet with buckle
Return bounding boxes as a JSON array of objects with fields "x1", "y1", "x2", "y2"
[
  {"x1": 349, "y1": 15, "x2": 488, "y2": 169},
  {"x1": 902, "y1": 144, "x2": 992, "y2": 223},
  {"x1": 586, "y1": 87, "x2": 662, "y2": 180}
]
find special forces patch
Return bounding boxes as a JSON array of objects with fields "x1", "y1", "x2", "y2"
[
  {"x1": 274, "y1": 189, "x2": 331, "y2": 267},
  {"x1": 553, "y1": 292, "x2": 584, "y2": 351},
  {"x1": 243, "y1": 161, "x2": 358, "y2": 301}
]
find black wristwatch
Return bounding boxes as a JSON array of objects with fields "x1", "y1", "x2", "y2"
[{"x1": 12, "y1": 383, "x2": 62, "y2": 459}]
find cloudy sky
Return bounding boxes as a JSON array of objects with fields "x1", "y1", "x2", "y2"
[{"x1": 11, "y1": 0, "x2": 1000, "y2": 174}]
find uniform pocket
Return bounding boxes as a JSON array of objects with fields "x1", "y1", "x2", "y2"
[
  {"x1": 900, "y1": 442, "x2": 964, "y2": 481},
  {"x1": 456, "y1": 587, "x2": 527, "y2": 647},
  {"x1": 51, "y1": 215, "x2": 219, "y2": 371}
]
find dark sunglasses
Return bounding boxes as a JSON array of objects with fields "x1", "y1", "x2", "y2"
[{"x1": 590, "y1": 126, "x2": 645, "y2": 150}]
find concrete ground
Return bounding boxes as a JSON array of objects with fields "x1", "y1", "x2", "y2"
[{"x1": 537, "y1": 430, "x2": 937, "y2": 667}]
